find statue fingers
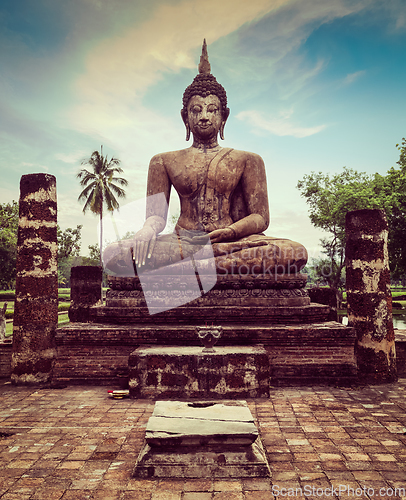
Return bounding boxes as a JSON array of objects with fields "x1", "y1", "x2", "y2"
[
  {"x1": 140, "y1": 241, "x2": 150, "y2": 267},
  {"x1": 134, "y1": 241, "x2": 145, "y2": 267},
  {"x1": 147, "y1": 233, "x2": 157, "y2": 259}
]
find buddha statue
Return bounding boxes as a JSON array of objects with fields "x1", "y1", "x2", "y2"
[{"x1": 103, "y1": 40, "x2": 307, "y2": 277}]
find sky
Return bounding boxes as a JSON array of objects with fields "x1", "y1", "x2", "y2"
[{"x1": 1, "y1": 0, "x2": 405, "y2": 262}]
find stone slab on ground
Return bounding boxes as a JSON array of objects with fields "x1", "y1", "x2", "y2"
[
  {"x1": 133, "y1": 439, "x2": 270, "y2": 478},
  {"x1": 134, "y1": 400, "x2": 270, "y2": 478},
  {"x1": 146, "y1": 400, "x2": 258, "y2": 447},
  {"x1": 128, "y1": 345, "x2": 270, "y2": 399}
]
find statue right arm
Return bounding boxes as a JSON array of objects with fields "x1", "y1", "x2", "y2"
[{"x1": 133, "y1": 154, "x2": 171, "y2": 266}]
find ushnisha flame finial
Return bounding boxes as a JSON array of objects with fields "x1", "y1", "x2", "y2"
[{"x1": 198, "y1": 39, "x2": 211, "y2": 75}]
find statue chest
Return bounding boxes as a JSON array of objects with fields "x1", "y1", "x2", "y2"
[{"x1": 169, "y1": 154, "x2": 243, "y2": 199}]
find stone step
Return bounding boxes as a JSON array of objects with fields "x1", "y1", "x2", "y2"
[{"x1": 85, "y1": 304, "x2": 330, "y2": 325}]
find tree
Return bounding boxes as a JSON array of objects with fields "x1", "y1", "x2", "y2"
[
  {"x1": 81, "y1": 244, "x2": 101, "y2": 267},
  {"x1": 297, "y1": 167, "x2": 380, "y2": 295},
  {"x1": 77, "y1": 147, "x2": 128, "y2": 265},
  {"x1": 57, "y1": 225, "x2": 82, "y2": 261},
  {"x1": 372, "y1": 138, "x2": 406, "y2": 280},
  {"x1": 0, "y1": 201, "x2": 18, "y2": 289},
  {"x1": 57, "y1": 225, "x2": 82, "y2": 287}
]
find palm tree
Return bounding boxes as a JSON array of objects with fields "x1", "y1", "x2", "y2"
[{"x1": 77, "y1": 146, "x2": 128, "y2": 266}]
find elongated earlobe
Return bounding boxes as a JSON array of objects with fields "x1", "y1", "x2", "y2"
[
  {"x1": 181, "y1": 109, "x2": 190, "y2": 141},
  {"x1": 220, "y1": 121, "x2": 225, "y2": 141},
  {"x1": 220, "y1": 108, "x2": 229, "y2": 141}
]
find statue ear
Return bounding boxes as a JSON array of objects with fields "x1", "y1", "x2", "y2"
[
  {"x1": 181, "y1": 109, "x2": 190, "y2": 141},
  {"x1": 220, "y1": 107, "x2": 230, "y2": 141}
]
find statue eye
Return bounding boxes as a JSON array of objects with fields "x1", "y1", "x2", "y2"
[
  {"x1": 191, "y1": 106, "x2": 202, "y2": 114},
  {"x1": 207, "y1": 105, "x2": 218, "y2": 113}
]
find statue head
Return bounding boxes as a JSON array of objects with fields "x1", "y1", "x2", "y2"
[{"x1": 181, "y1": 40, "x2": 230, "y2": 141}]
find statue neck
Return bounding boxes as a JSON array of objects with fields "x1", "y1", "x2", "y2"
[{"x1": 192, "y1": 136, "x2": 219, "y2": 151}]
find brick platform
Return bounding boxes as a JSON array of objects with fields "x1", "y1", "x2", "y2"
[{"x1": 53, "y1": 322, "x2": 356, "y2": 387}]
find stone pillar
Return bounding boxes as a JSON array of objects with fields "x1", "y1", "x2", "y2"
[
  {"x1": 11, "y1": 174, "x2": 58, "y2": 385},
  {"x1": 69, "y1": 266, "x2": 102, "y2": 322},
  {"x1": 346, "y1": 209, "x2": 396, "y2": 383}
]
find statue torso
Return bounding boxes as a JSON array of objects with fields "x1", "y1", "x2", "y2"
[{"x1": 157, "y1": 146, "x2": 249, "y2": 232}]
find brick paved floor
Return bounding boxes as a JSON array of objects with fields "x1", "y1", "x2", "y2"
[{"x1": 1, "y1": 381, "x2": 406, "y2": 499}]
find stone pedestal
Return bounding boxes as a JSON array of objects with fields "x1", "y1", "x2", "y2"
[
  {"x1": 346, "y1": 209, "x2": 397, "y2": 383},
  {"x1": 129, "y1": 345, "x2": 269, "y2": 399},
  {"x1": 133, "y1": 400, "x2": 270, "y2": 478},
  {"x1": 11, "y1": 174, "x2": 58, "y2": 385},
  {"x1": 83, "y1": 273, "x2": 330, "y2": 325}
]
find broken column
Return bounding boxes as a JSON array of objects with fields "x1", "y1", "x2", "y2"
[
  {"x1": 345, "y1": 209, "x2": 397, "y2": 383},
  {"x1": 11, "y1": 174, "x2": 58, "y2": 385},
  {"x1": 69, "y1": 266, "x2": 102, "y2": 322}
]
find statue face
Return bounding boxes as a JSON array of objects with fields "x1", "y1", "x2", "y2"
[{"x1": 186, "y1": 94, "x2": 224, "y2": 141}]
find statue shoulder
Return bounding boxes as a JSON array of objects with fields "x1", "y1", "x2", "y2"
[
  {"x1": 230, "y1": 149, "x2": 265, "y2": 165},
  {"x1": 149, "y1": 148, "x2": 190, "y2": 166}
]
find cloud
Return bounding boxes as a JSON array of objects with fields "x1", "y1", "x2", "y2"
[
  {"x1": 67, "y1": 0, "x2": 373, "y2": 160},
  {"x1": 55, "y1": 151, "x2": 88, "y2": 164},
  {"x1": 343, "y1": 70, "x2": 366, "y2": 85},
  {"x1": 237, "y1": 110, "x2": 326, "y2": 138},
  {"x1": 74, "y1": 0, "x2": 289, "y2": 99},
  {"x1": 68, "y1": 0, "x2": 292, "y2": 160}
]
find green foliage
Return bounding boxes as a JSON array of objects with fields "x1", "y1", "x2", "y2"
[
  {"x1": 372, "y1": 138, "x2": 406, "y2": 279},
  {"x1": 57, "y1": 225, "x2": 83, "y2": 287},
  {"x1": 298, "y1": 139, "x2": 406, "y2": 286},
  {"x1": 77, "y1": 146, "x2": 128, "y2": 265},
  {"x1": 297, "y1": 167, "x2": 379, "y2": 292},
  {"x1": 0, "y1": 201, "x2": 18, "y2": 289},
  {"x1": 57, "y1": 225, "x2": 82, "y2": 260},
  {"x1": 81, "y1": 244, "x2": 101, "y2": 266}
]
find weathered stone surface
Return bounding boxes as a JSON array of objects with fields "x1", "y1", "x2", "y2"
[
  {"x1": 146, "y1": 401, "x2": 257, "y2": 447},
  {"x1": 89, "y1": 302, "x2": 329, "y2": 325},
  {"x1": 76, "y1": 273, "x2": 322, "y2": 326},
  {"x1": 53, "y1": 321, "x2": 356, "y2": 386},
  {"x1": 308, "y1": 287, "x2": 338, "y2": 321},
  {"x1": 346, "y1": 209, "x2": 396, "y2": 383},
  {"x1": 108, "y1": 273, "x2": 308, "y2": 291},
  {"x1": 104, "y1": 273, "x2": 311, "y2": 310},
  {"x1": 133, "y1": 399, "x2": 270, "y2": 478},
  {"x1": 134, "y1": 439, "x2": 270, "y2": 478},
  {"x1": 69, "y1": 265, "x2": 103, "y2": 322},
  {"x1": 11, "y1": 173, "x2": 58, "y2": 386},
  {"x1": 129, "y1": 345, "x2": 269, "y2": 399}
]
